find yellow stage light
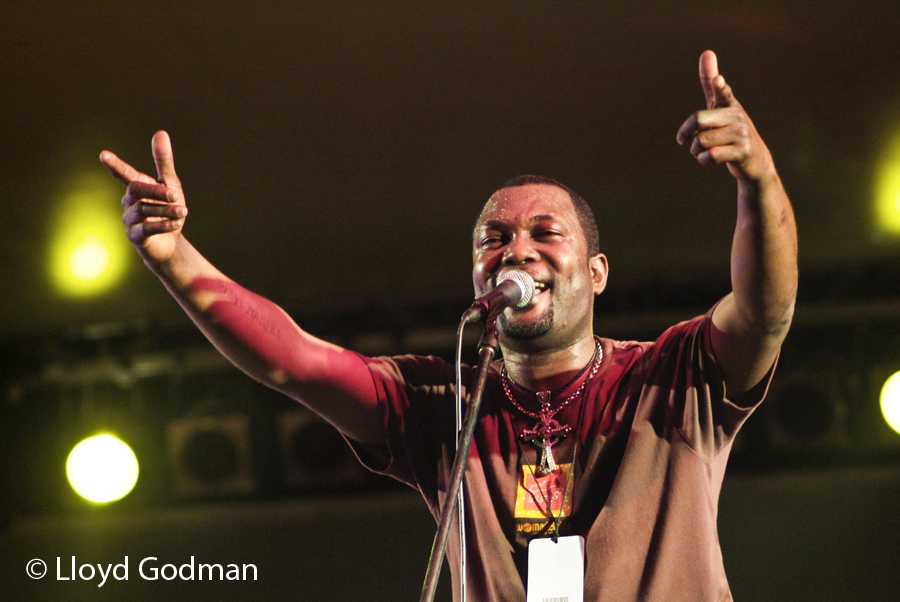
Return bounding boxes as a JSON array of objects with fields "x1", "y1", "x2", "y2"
[
  {"x1": 875, "y1": 129, "x2": 900, "y2": 235},
  {"x1": 49, "y1": 172, "x2": 130, "y2": 297},
  {"x1": 66, "y1": 434, "x2": 139, "y2": 503},
  {"x1": 879, "y1": 371, "x2": 900, "y2": 436},
  {"x1": 68, "y1": 234, "x2": 112, "y2": 281}
]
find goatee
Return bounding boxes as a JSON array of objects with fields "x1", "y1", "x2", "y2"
[{"x1": 498, "y1": 307, "x2": 553, "y2": 340}]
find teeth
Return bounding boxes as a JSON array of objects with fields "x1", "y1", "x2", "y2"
[{"x1": 534, "y1": 282, "x2": 548, "y2": 290}]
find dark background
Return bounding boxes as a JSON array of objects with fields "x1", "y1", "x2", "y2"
[
  {"x1": 3, "y1": 2, "x2": 900, "y2": 601},
  {"x1": 5, "y1": 0, "x2": 900, "y2": 336}
]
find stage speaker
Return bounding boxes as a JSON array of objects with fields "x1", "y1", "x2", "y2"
[
  {"x1": 166, "y1": 413, "x2": 255, "y2": 499},
  {"x1": 764, "y1": 369, "x2": 848, "y2": 453},
  {"x1": 277, "y1": 409, "x2": 368, "y2": 492}
]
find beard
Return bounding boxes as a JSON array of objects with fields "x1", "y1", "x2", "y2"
[{"x1": 498, "y1": 306, "x2": 554, "y2": 340}]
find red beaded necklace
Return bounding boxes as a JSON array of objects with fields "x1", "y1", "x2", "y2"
[{"x1": 500, "y1": 337, "x2": 603, "y2": 474}]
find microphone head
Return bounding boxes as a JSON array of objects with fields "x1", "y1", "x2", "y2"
[{"x1": 497, "y1": 270, "x2": 535, "y2": 308}]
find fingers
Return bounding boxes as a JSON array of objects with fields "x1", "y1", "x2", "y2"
[
  {"x1": 676, "y1": 113, "x2": 699, "y2": 146},
  {"x1": 677, "y1": 105, "x2": 754, "y2": 168},
  {"x1": 134, "y1": 201, "x2": 187, "y2": 220},
  {"x1": 113, "y1": 133, "x2": 186, "y2": 235},
  {"x1": 696, "y1": 145, "x2": 746, "y2": 167},
  {"x1": 103, "y1": 131, "x2": 188, "y2": 256},
  {"x1": 698, "y1": 50, "x2": 739, "y2": 110},
  {"x1": 123, "y1": 201, "x2": 187, "y2": 242},
  {"x1": 699, "y1": 50, "x2": 720, "y2": 110},
  {"x1": 690, "y1": 127, "x2": 735, "y2": 157},
  {"x1": 690, "y1": 133, "x2": 748, "y2": 166},
  {"x1": 681, "y1": 51, "x2": 772, "y2": 180},
  {"x1": 101, "y1": 130, "x2": 181, "y2": 190},
  {"x1": 123, "y1": 202, "x2": 187, "y2": 229},
  {"x1": 151, "y1": 131, "x2": 181, "y2": 186},
  {"x1": 677, "y1": 106, "x2": 744, "y2": 145},
  {"x1": 678, "y1": 51, "x2": 744, "y2": 147},
  {"x1": 712, "y1": 76, "x2": 738, "y2": 109},
  {"x1": 121, "y1": 182, "x2": 182, "y2": 222},
  {"x1": 99, "y1": 150, "x2": 157, "y2": 186},
  {"x1": 125, "y1": 181, "x2": 179, "y2": 204},
  {"x1": 125, "y1": 218, "x2": 184, "y2": 244}
]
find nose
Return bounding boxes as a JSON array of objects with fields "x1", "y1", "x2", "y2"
[{"x1": 502, "y1": 234, "x2": 538, "y2": 266}]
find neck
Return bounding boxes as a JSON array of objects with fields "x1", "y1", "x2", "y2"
[{"x1": 501, "y1": 332, "x2": 597, "y2": 392}]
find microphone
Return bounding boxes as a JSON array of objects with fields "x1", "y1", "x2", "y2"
[{"x1": 462, "y1": 270, "x2": 536, "y2": 324}]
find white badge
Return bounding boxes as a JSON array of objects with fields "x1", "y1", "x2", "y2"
[{"x1": 526, "y1": 535, "x2": 585, "y2": 602}]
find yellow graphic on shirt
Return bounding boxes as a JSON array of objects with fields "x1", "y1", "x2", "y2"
[{"x1": 514, "y1": 462, "x2": 573, "y2": 519}]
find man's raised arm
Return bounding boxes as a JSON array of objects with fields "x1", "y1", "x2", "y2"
[
  {"x1": 100, "y1": 131, "x2": 384, "y2": 446},
  {"x1": 676, "y1": 50, "x2": 798, "y2": 397}
]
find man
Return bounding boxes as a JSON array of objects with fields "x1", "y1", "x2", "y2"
[{"x1": 101, "y1": 51, "x2": 796, "y2": 601}]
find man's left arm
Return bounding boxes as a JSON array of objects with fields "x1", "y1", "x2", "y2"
[{"x1": 677, "y1": 50, "x2": 798, "y2": 398}]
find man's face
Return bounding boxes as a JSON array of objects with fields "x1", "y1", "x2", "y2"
[{"x1": 472, "y1": 184, "x2": 607, "y2": 346}]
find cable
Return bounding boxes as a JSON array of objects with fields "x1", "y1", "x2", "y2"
[{"x1": 454, "y1": 317, "x2": 467, "y2": 602}]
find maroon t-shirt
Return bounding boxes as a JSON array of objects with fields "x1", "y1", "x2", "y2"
[{"x1": 352, "y1": 310, "x2": 771, "y2": 601}]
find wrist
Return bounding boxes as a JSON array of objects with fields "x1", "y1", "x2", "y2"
[
  {"x1": 144, "y1": 237, "x2": 187, "y2": 281},
  {"x1": 737, "y1": 164, "x2": 780, "y2": 195}
]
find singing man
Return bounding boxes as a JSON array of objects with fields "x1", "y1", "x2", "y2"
[{"x1": 101, "y1": 50, "x2": 797, "y2": 601}]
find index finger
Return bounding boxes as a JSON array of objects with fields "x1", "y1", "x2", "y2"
[
  {"x1": 99, "y1": 150, "x2": 157, "y2": 186},
  {"x1": 699, "y1": 50, "x2": 720, "y2": 110}
]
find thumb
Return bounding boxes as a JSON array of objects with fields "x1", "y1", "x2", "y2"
[
  {"x1": 151, "y1": 130, "x2": 179, "y2": 186},
  {"x1": 699, "y1": 50, "x2": 720, "y2": 109}
]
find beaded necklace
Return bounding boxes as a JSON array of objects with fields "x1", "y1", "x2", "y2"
[{"x1": 501, "y1": 338, "x2": 603, "y2": 474}]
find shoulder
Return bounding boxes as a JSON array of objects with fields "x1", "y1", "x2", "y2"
[
  {"x1": 597, "y1": 311, "x2": 712, "y2": 379},
  {"x1": 361, "y1": 353, "x2": 459, "y2": 389}
]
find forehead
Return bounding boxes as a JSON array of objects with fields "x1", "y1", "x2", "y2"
[{"x1": 475, "y1": 184, "x2": 577, "y2": 232}]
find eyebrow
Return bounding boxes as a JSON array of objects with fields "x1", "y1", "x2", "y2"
[{"x1": 478, "y1": 215, "x2": 558, "y2": 232}]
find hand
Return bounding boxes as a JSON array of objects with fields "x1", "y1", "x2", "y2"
[
  {"x1": 676, "y1": 50, "x2": 776, "y2": 183},
  {"x1": 100, "y1": 131, "x2": 188, "y2": 266}
]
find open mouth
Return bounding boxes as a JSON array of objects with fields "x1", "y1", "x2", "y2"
[
  {"x1": 525, "y1": 280, "x2": 550, "y2": 305},
  {"x1": 490, "y1": 272, "x2": 550, "y2": 304}
]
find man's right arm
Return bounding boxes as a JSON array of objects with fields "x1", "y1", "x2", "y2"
[{"x1": 100, "y1": 131, "x2": 384, "y2": 446}]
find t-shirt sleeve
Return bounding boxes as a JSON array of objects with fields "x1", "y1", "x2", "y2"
[
  {"x1": 343, "y1": 353, "x2": 460, "y2": 499},
  {"x1": 640, "y1": 304, "x2": 776, "y2": 459}
]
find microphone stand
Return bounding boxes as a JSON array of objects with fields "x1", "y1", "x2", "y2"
[{"x1": 419, "y1": 319, "x2": 500, "y2": 602}]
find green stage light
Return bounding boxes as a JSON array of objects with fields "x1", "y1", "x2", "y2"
[
  {"x1": 880, "y1": 371, "x2": 900, "y2": 436},
  {"x1": 66, "y1": 434, "x2": 139, "y2": 503}
]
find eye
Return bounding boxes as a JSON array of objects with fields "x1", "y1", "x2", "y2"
[
  {"x1": 478, "y1": 233, "x2": 506, "y2": 249},
  {"x1": 534, "y1": 229, "x2": 563, "y2": 241}
]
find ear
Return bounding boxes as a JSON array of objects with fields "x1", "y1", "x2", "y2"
[{"x1": 589, "y1": 254, "x2": 608, "y2": 295}]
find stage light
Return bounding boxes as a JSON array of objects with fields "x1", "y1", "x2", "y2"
[
  {"x1": 875, "y1": 129, "x2": 900, "y2": 235},
  {"x1": 66, "y1": 434, "x2": 139, "y2": 503},
  {"x1": 68, "y1": 234, "x2": 111, "y2": 281},
  {"x1": 49, "y1": 171, "x2": 130, "y2": 297},
  {"x1": 879, "y1": 371, "x2": 900, "y2": 436}
]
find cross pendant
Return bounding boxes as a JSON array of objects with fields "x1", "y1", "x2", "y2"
[
  {"x1": 532, "y1": 391, "x2": 565, "y2": 474},
  {"x1": 537, "y1": 437, "x2": 558, "y2": 474}
]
